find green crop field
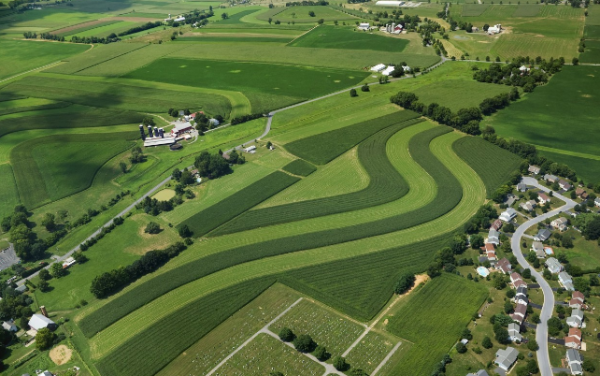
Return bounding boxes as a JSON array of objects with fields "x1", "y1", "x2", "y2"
[
  {"x1": 290, "y1": 25, "x2": 409, "y2": 51},
  {"x1": 123, "y1": 58, "x2": 370, "y2": 110},
  {"x1": 56, "y1": 20, "x2": 121, "y2": 36},
  {"x1": 0, "y1": 39, "x2": 90, "y2": 80},
  {"x1": 281, "y1": 159, "x2": 316, "y2": 176},
  {"x1": 175, "y1": 35, "x2": 293, "y2": 43},
  {"x1": 68, "y1": 21, "x2": 140, "y2": 39},
  {"x1": 453, "y1": 136, "x2": 522, "y2": 197},
  {"x1": 412, "y1": 79, "x2": 511, "y2": 111},
  {"x1": 0, "y1": 164, "x2": 20, "y2": 216},
  {"x1": 385, "y1": 274, "x2": 488, "y2": 376},
  {"x1": 10, "y1": 132, "x2": 137, "y2": 208},
  {"x1": 212, "y1": 9, "x2": 263, "y2": 24},
  {"x1": 267, "y1": 6, "x2": 357, "y2": 23},
  {"x1": 461, "y1": 4, "x2": 489, "y2": 17},
  {"x1": 44, "y1": 43, "x2": 147, "y2": 75},
  {"x1": 484, "y1": 66, "x2": 600, "y2": 182},
  {"x1": 580, "y1": 39, "x2": 600, "y2": 63},
  {"x1": 0, "y1": 98, "x2": 71, "y2": 116},
  {"x1": 178, "y1": 171, "x2": 300, "y2": 237},
  {"x1": 513, "y1": 4, "x2": 541, "y2": 17}
]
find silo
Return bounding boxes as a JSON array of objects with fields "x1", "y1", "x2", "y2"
[
  {"x1": 148, "y1": 125, "x2": 153, "y2": 138},
  {"x1": 153, "y1": 127, "x2": 159, "y2": 138},
  {"x1": 139, "y1": 124, "x2": 146, "y2": 140}
]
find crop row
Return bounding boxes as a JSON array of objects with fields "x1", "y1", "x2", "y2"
[
  {"x1": 211, "y1": 118, "x2": 420, "y2": 236},
  {"x1": 178, "y1": 171, "x2": 300, "y2": 238},
  {"x1": 0, "y1": 101, "x2": 72, "y2": 117},
  {"x1": 281, "y1": 159, "x2": 316, "y2": 177},
  {"x1": 2, "y1": 76, "x2": 232, "y2": 115},
  {"x1": 453, "y1": 136, "x2": 523, "y2": 197},
  {"x1": 284, "y1": 110, "x2": 419, "y2": 165},
  {"x1": 79, "y1": 125, "x2": 457, "y2": 337},
  {"x1": 386, "y1": 274, "x2": 488, "y2": 376}
]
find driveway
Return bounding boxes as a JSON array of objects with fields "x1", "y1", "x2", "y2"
[
  {"x1": 510, "y1": 177, "x2": 577, "y2": 376},
  {"x1": 0, "y1": 243, "x2": 19, "y2": 271}
]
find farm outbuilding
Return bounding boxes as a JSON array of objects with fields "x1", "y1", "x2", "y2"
[
  {"x1": 370, "y1": 64, "x2": 386, "y2": 72},
  {"x1": 376, "y1": 0, "x2": 405, "y2": 5},
  {"x1": 28, "y1": 314, "x2": 57, "y2": 331}
]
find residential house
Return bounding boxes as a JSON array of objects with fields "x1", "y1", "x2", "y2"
[
  {"x1": 15, "y1": 285, "x2": 27, "y2": 294},
  {"x1": 28, "y1": 314, "x2": 57, "y2": 332},
  {"x1": 535, "y1": 229, "x2": 552, "y2": 242},
  {"x1": 467, "y1": 370, "x2": 489, "y2": 376},
  {"x1": 570, "y1": 291, "x2": 585, "y2": 309},
  {"x1": 499, "y1": 208, "x2": 518, "y2": 222},
  {"x1": 520, "y1": 200, "x2": 536, "y2": 212},
  {"x1": 559, "y1": 271, "x2": 575, "y2": 291},
  {"x1": 515, "y1": 286, "x2": 528, "y2": 305},
  {"x1": 496, "y1": 258, "x2": 512, "y2": 274},
  {"x1": 485, "y1": 243, "x2": 497, "y2": 261},
  {"x1": 494, "y1": 347, "x2": 518, "y2": 371},
  {"x1": 545, "y1": 257, "x2": 563, "y2": 274},
  {"x1": 595, "y1": 197, "x2": 600, "y2": 208},
  {"x1": 510, "y1": 272, "x2": 526, "y2": 288},
  {"x1": 511, "y1": 303, "x2": 527, "y2": 324},
  {"x1": 566, "y1": 308, "x2": 584, "y2": 328},
  {"x1": 551, "y1": 217, "x2": 569, "y2": 232},
  {"x1": 2, "y1": 319, "x2": 17, "y2": 332},
  {"x1": 491, "y1": 219, "x2": 503, "y2": 231},
  {"x1": 528, "y1": 165, "x2": 541, "y2": 175},
  {"x1": 565, "y1": 328, "x2": 582, "y2": 350},
  {"x1": 544, "y1": 174, "x2": 559, "y2": 184},
  {"x1": 565, "y1": 210, "x2": 578, "y2": 218},
  {"x1": 508, "y1": 323, "x2": 522, "y2": 342},
  {"x1": 487, "y1": 229, "x2": 500, "y2": 245},
  {"x1": 537, "y1": 192, "x2": 551, "y2": 206},
  {"x1": 531, "y1": 241, "x2": 545, "y2": 258},
  {"x1": 559, "y1": 180, "x2": 572, "y2": 191},
  {"x1": 505, "y1": 194, "x2": 517, "y2": 207},
  {"x1": 37, "y1": 371, "x2": 53, "y2": 376},
  {"x1": 517, "y1": 183, "x2": 528, "y2": 192},
  {"x1": 566, "y1": 349, "x2": 584, "y2": 375},
  {"x1": 575, "y1": 188, "x2": 588, "y2": 200}
]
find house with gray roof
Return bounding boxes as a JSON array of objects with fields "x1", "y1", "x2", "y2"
[
  {"x1": 2, "y1": 319, "x2": 17, "y2": 332},
  {"x1": 517, "y1": 183, "x2": 528, "y2": 192},
  {"x1": 487, "y1": 229, "x2": 500, "y2": 245},
  {"x1": 559, "y1": 271, "x2": 574, "y2": 291},
  {"x1": 495, "y1": 347, "x2": 519, "y2": 371},
  {"x1": 545, "y1": 257, "x2": 563, "y2": 274},
  {"x1": 544, "y1": 174, "x2": 559, "y2": 183},
  {"x1": 531, "y1": 241, "x2": 545, "y2": 258},
  {"x1": 559, "y1": 180, "x2": 572, "y2": 191},
  {"x1": 535, "y1": 229, "x2": 552, "y2": 242},
  {"x1": 566, "y1": 349, "x2": 583, "y2": 375},
  {"x1": 520, "y1": 200, "x2": 536, "y2": 212},
  {"x1": 515, "y1": 286, "x2": 528, "y2": 305},
  {"x1": 500, "y1": 208, "x2": 518, "y2": 222},
  {"x1": 551, "y1": 217, "x2": 569, "y2": 232},
  {"x1": 528, "y1": 165, "x2": 541, "y2": 175},
  {"x1": 567, "y1": 308, "x2": 584, "y2": 328},
  {"x1": 467, "y1": 370, "x2": 489, "y2": 376},
  {"x1": 508, "y1": 323, "x2": 522, "y2": 343}
]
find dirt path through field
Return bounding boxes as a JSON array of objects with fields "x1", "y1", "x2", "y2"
[{"x1": 50, "y1": 344, "x2": 72, "y2": 365}]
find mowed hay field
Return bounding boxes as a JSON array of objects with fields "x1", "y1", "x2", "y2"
[
  {"x1": 484, "y1": 66, "x2": 600, "y2": 182},
  {"x1": 290, "y1": 25, "x2": 409, "y2": 51},
  {"x1": 0, "y1": 164, "x2": 20, "y2": 216},
  {"x1": 581, "y1": 4, "x2": 600, "y2": 63}
]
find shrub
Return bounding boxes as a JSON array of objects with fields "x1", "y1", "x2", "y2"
[
  {"x1": 144, "y1": 222, "x2": 161, "y2": 234},
  {"x1": 350, "y1": 88, "x2": 358, "y2": 97}
]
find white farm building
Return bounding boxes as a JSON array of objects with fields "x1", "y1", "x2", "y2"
[
  {"x1": 370, "y1": 64, "x2": 386, "y2": 72},
  {"x1": 487, "y1": 24, "x2": 501, "y2": 34},
  {"x1": 376, "y1": 0, "x2": 405, "y2": 5},
  {"x1": 381, "y1": 66, "x2": 396, "y2": 76}
]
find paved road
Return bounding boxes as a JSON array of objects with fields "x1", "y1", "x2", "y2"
[{"x1": 510, "y1": 176, "x2": 577, "y2": 376}]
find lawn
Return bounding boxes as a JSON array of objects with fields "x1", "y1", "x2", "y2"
[
  {"x1": 484, "y1": 65, "x2": 600, "y2": 183},
  {"x1": 344, "y1": 330, "x2": 401, "y2": 375},
  {"x1": 0, "y1": 164, "x2": 20, "y2": 217},
  {"x1": 123, "y1": 57, "x2": 370, "y2": 109},
  {"x1": 0, "y1": 39, "x2": 90, "y2": 80},
  {"x1": 290, "y1": 25, "x2": 409, "y2": 51}
]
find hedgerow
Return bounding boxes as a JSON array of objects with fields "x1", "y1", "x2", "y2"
[
  {"x1": 282, "y1": 159, "x2": 317, "y2": 177},
  {"x1": 210, "y1": 119, "x2": 420, "y2": 236},
  {"x1": 177, "y1": 171, "x2": 300, "y2": 238},
  {"x1": 79, "y1": 126, "x2": 460, "y2": 337},
  {"x1": 284, "y1": 110, "x2": 420, "y2": 165}
]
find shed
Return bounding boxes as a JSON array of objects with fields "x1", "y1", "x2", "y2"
[{"x1": 28, "y1": 314, "x2": 57, "y2": 331}]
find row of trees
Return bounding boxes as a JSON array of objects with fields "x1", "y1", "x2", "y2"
[
  {"x1": 70, "y1": 33, "x2": 120, "y2": 44},
  {"x1": 90, "y1": 242, "x2": 186, "y2": 298},
  {"x1": 285, "y1": 0, "x2": 329, "y2": 5},
  {"x1": 79, "y1": 216, "x2": 124, "y2": 252},
  {"x1": 231, "y1": 113, "x2": 263, "y2": 125},
  {"x1": 118, "y1": 21, "x2": 162, "y2": 37}
]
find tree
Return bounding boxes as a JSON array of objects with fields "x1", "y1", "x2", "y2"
[
  {"x1": 547, "y1": 317, "x2": 563, "y2": 336},
  {"x1": 522, "y1": 268, "x2": 531, "y2": 279},
  {"x1": 144, "y1": 222, "x2": 161, "y2": 234},
  {"x1": 42, "y1": 213, "x2": 56, "y2": 232},
  {"x1": 562, "y1": 236, "x2": 573, "y2": 248},
  {"x1": 495, "y1": 277, "x2": 507, "y2": 290},
  {"x1": 395, "y1": 273, "x2": 415, "y2": 294},
  {"x1": 531, "y1": 313, "x2": 540, "y2": 324},
  {"x1": 361, "y1": 84, "x2": 370, "y2": 92},
  {"x1": 308, "y1": 10, "x2": 316, "y2": 17},
  {"x1": 462, "y1": 328, "x2": 473, "y2": 340},
  {"x1": 318, "y1": 18, "x2": 324, "y2": 24},
  {"x1": 350, "y1": 89, "x2": 358, "y2": 97},
  {"x1": 504, "y1": 300, "x2": 513, "y2": 313},
  {"x1": 72, "y1": 251, "x2": 88, "y2": 264},
  {"x1": 572, "y1": 57, "x2": 579, "y2": 66},
  {"x1": 350, "y1": 369, "x2": 369, "y2": 376},
  {"x1": 456, "y1": 342, "x2": 467, "y2": 353},
  {"x1": 527, "y1": 339, "x2": 539, "y2": 351},
  {"x1": 333, "y1": 356, "x2": 348, "y2": 371},
  {"x1": 482, "y1": 336, "x2": 493, "y2": 349},
  {"x1": 293, "y1": 334, "x2": 315, "y2": 353},
  {"x1": 178, "y1": 224, "x2": 192, "y2": 238},
  {"x1": 119, "y1": 162, "x2": 127, "y2": 174},
  {"x1": 50, "y1": 263, "x2": 66, "y2": 279},
  {"x1": 503, "y1": 223, "x2": 515, "y2": 233},
  {"x1": 38, "y1": 268, "x2": 51, "y2": 281},
  {"x1": 583, "y1": 360, "x2": 596, "y2": 372},
  {"x1": 314, "y1": 345, "x2": 328, "y2": 361},
  {"x1": 35, "y1": 328, "x2": 55, "y2": 350},
  {"x1": 279, "y1": 327, "x2": 295, "y2": 342},
  {"x1": 470, "y1": 234, "x2": 484, "y2": 248},
  {"x1": 172, "y1": 169, "x2": 182, "y2": 181},
  {"x1": 221, "y1": 12, "x2": 228, "y2": 19}
]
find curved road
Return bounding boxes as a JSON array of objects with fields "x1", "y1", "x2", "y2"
[{"x1": 510, "y1": 176, "x2": 577, "y2": 376}]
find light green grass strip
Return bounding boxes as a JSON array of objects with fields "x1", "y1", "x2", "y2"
[{"x1": 533, "y1": 144, "x2": 600, "y2": 161}]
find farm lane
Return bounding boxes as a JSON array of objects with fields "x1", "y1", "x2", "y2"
[
  {"x1": 16, "y1": 57, "x2": 448, "y2": 286},
  {"x1": 510, "y1": 176, "x2": 577, "y2": 376}
]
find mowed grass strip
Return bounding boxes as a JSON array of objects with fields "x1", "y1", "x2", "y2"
[
  {"x1": 453, "y1": 136, "x2": 522, "y2": 197},
  {"x1": 178, "y1": 171, "x2": 300, "y2": 238},
  {"x1": 386, "y1": 274, "x2": 487, "y2": 376},
  {"x1": 281, "y1": 159, "x2": 316, "y2": 177},
  {"x1": 2, "y1": 75, "x2": 232, "y2": 115},
  {"x1": 95, "y1": 278, "x2": 275, "y2": 376},
  {"x1": 285, "y1": 110, "x2": 420, "y2": 165},
  {"x1": 290, "y1": 25, "x2": 409, "y2": 52},
  {"x1": 11, "y1": 132, "x2": 137, "y2": 209},
  {"x1": 79, "y1": 125, "x2": 459, "y2": 337},
  {"x1": 44, "y1": 43, "x2": 147, "y2": 75},
  {"x1": 211, "y1": 118, "x2": 420, "y2": 236}
]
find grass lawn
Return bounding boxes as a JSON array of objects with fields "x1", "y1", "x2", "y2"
[
  {"x1": 0, "y1": 39, "x2": 90, "y2": 80},
  {"x1": 290, "y1": 25, "x2": 409, "y2": 51},
  {"x1": 484, "y1": 66, "x2": 600, "y2": 183}
]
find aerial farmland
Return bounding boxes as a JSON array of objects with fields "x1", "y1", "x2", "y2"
[{"x1": 1, "y1": 0, "x2": 600, "y2": 375}]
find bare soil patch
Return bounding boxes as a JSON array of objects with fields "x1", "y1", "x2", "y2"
[{"x1": 50, "y1": 344, "x2": 72, "y2": 365}]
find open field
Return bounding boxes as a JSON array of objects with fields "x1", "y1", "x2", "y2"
[
  {"x1": 175, "y1": 35, "x2": 293, "y2": 43},
  {"x1": 281, "y1": 159, "x2": 316, "y2": 177},
  {"x1": 0, "y1": 98, "x2": 70, "y2": 116},
  {"x1": 412, "y1": 79, "x2": 511, "y2": 111},
  {"x1": 290, "y1": 25, "x2": 409, "y2": 51},
  {"x1": 484, "y1": 65, "x2": 600, "y2": 182},
  {"x1": 0, "y1": 164, "x2": 20, "y2": 216},
  {"x1": 0, "y1": 40, "x2": 90, "y2": 80},
  {"x1": 263, "y1": 5, "x2": 357, "y2": 23},
  {"x1": 44, "y1": 43, "x2": 147, "y2": 75},
  {"x1": 67, "y1": 20, "x2": 141, "y2": 39}
]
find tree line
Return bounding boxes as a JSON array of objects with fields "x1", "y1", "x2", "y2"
[
  {"x1": 118, "y1": 21, "x2": 162, "y2": 37},
  {"x1": 90, "y1": 242, "x2": 187, "y2": 298},
  {"x1": 231, "y1": 113, "x2": 263, "y2": 125},
  {"x1": 285, "y1": 0, "x2": 329, "y2": 6},
  {"x1": 70, "y1": 33, "x2": 120, "y2": 44}
]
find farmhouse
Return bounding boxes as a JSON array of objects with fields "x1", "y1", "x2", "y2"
[
  {"x1": 494, "y1": 347, "x2": 518, "y2": 371},
  {"x1": 570, "y1": 291, "x2": 585, "y2": 309},
  {"x1": 499, "y1": 208, "x2": 517, "y2": 222},
  {"x1": 537, "y1": 193, "x2": 551, "y2": 206},
  {"x1": 496, "y1": 258, "x2": 511, "y2": 274},
  {"x1": 565, "y1": 328, "x2": 582, "y2": 349},
  {"x1": 487, "y1": 24, "x2": 502, "y2": 35},
  {"x1": 528, "y1": 165, "x2": 541, "y2": 175},
  {"x1": 531, "y1": 241, "x2": 545, "y2": 258},
  {"x1": 559, "y1": 271, "x2": 574, "y2": 291},
  {"x1": 28, "y1": 314, "x2": 57, "y2": 331},
  {"x1": 551, "y1": 217, "x2": 568, "y2": 232},
  {"x1": 567, "y1": 308, "x2": 584, "y2": 328},
  {"x1": 575, "y1": 188, "x2": 588, "y2": 199},
  {"x1": 544, "y1": 174, "x2": 559, "y2": 184},
  {"x1": 2, "y1": 319, "x2": 17, "y2": 332},
  {"x1": 534, "y1": 229, "x2": 552, "y2": 242},
  {"x1": 508, "y1": 323, "x2": 522, "y2": 342},
  {"x1": 566, "y1": 349, "x2": 584, "y2": 375},
  {"x1": 545, "y1": 257, "x2": 563, "y2": 274}
]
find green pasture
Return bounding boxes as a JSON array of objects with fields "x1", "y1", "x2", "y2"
[
  {"x1": 0, "y1": 98, "x2": 70, "y2": 116},
  {"x1": 385, "y1": 274, "x2": 487, "y2": 376},
  {"x1": 413, "y1": 79, "x2": 511, "y2": 111},
  {"x1": 281, "y1": 159, "x2": 316, "y2": 176},
  {"x1": 11, "y1": 132, "x2": 136, "y2": 209},
  {"x1": 461, "y1": 4, "x2": 489, "y2": 17},
  {"x1": 453, "y1": 136, "x2": 522, "y2": 197},
  {"x1": 124, "y1": 57, "x2": 369, "y2": 109},
  {"x1": 175, "y1": 35, "x2": 293, "y2": 43},
  {"x1": 0, "y1": 164, "x2": 20, "y2": 217},
  {"x1": 580, "y1": 39, "x2": 600, "y2": 63},
  {"x1": 57, "y1": 20, "x2": 121, "y2": 37},
  {"x1": 44, "y1": 43, "x2": 147, "y2": 75},
  {"x1": 191, "y1": 27, "x2": 304, "y2": 35},
  {"x1": 512, "y1": 4, "x2": 541, "y2": 17},
  {"x1": 68, "y1": 21, "x2": 141, "y2": 39},
  {"x1": 0, "y1": 7, "x2": 108, "y2": 29},
  {"x1": 211, "y1": 8, "x2": 263, "y2": 24},
  {"x1": 0, "y1": 40, "x2": 90, "y2": 80},
  {"x1": 290, "y1": 25, "x2": 409, "y2": 52},
  {"x1": 484, "y1": 66, "x2": 600, "y2": 182},
  {"x1": 538, "y1": 149, "x2": 600, "y2": 184},
  {"x1": 269, "y1": 5, "x2": 357, "y2": 23}
]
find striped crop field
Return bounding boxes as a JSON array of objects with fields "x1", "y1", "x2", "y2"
[{"x1": 281, "y1": 159, "x2": 316, "y2": 177}]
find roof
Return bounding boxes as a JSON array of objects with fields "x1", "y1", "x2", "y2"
[
  {"x1": 2, "y1": 320, "x2": 16, "y2": 331},
  {"x1": 573, "y1": 291, "x2": 585, "y2": 301},
  {"x1": 495, "y1": 347, "x2": 518, "y2": 368},
  {"x1": 571, "y1": 308, "x2": 583, "y2": 318},
  {"x1": 489, "y1": 229, "x2": 500, "y2": 238},
  {"x1": 567, "y1": 348, "x2": 583, "y2": 363},
  {"x1": 467, "y1": 370, "x2": 490, "y2": 376},
  {"x1": 544, "y1": 174, "x2": 558, "y2": 181},
  {"x1": 559, "y1": 271, "x2": 572, "y2": 282},
  {"x1": 536, "y1": 229, "x2": 552, "y2": 240},
  {"x1": 491, "y1": 219, "x2": 503, "y2": 230},
  {"x1": 532, "y1": 241, "x2": 544, "y2": 251},
  {"x1": 508, "y1": 322, "x2": 520, "y2": 333},
  {"x1": 15, "y1": 285, "x2": 27, "y2": 293},
  {"x1": 552, "y1": 217, "x2": 568, "y2": 225},
  {"x1": 28, "y1": 314, "x2": 55, "y2": 331},
  {"x1": 569, "y1": 327, "x2": 582, "y2": 338},
  {"x1": 37, "y1": 372, "x2": 53, "y2": 376},
  {"x1": 516, "y1": 285, "x2": 527, "y2": 296},
  {"x1": 484, "y1": 243, "x2": 495, "y2": 252},
  {"x1": 538, "y1": 192, "x2": 550, "y2": 201},
  {"x1": 514, "y1": 303, "x2": 527, "y2": 316},
  {"x1": 496, "y1": 258, "x2": 511, "y2": 272},
  {"x1": 510, "y1": 272, "x2": 522, "y2": 282},
  {"x1": 528, "y1": 165, "x2": 540, "y2": 173}
]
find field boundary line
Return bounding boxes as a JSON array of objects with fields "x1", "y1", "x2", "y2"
[
  {"x1": 286, "y1": 24, "x2": 319, "y2": 45},
  {"x1": 532, "y1": 144, "x2": 600, "y2": 161},
  {"x1": 204, "y1": 297, "x2": 303, "y2": 376},
  {"x1": 371, "y1": 341, "x2": 402, "y2": 375},
  {"x1": 0, "y1": 61, "x2": 64, "y2": 84}
]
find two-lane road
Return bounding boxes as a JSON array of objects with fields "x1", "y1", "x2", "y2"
[{"x1": 510, "y1": 176, "x2": 577, "y2": 376}]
